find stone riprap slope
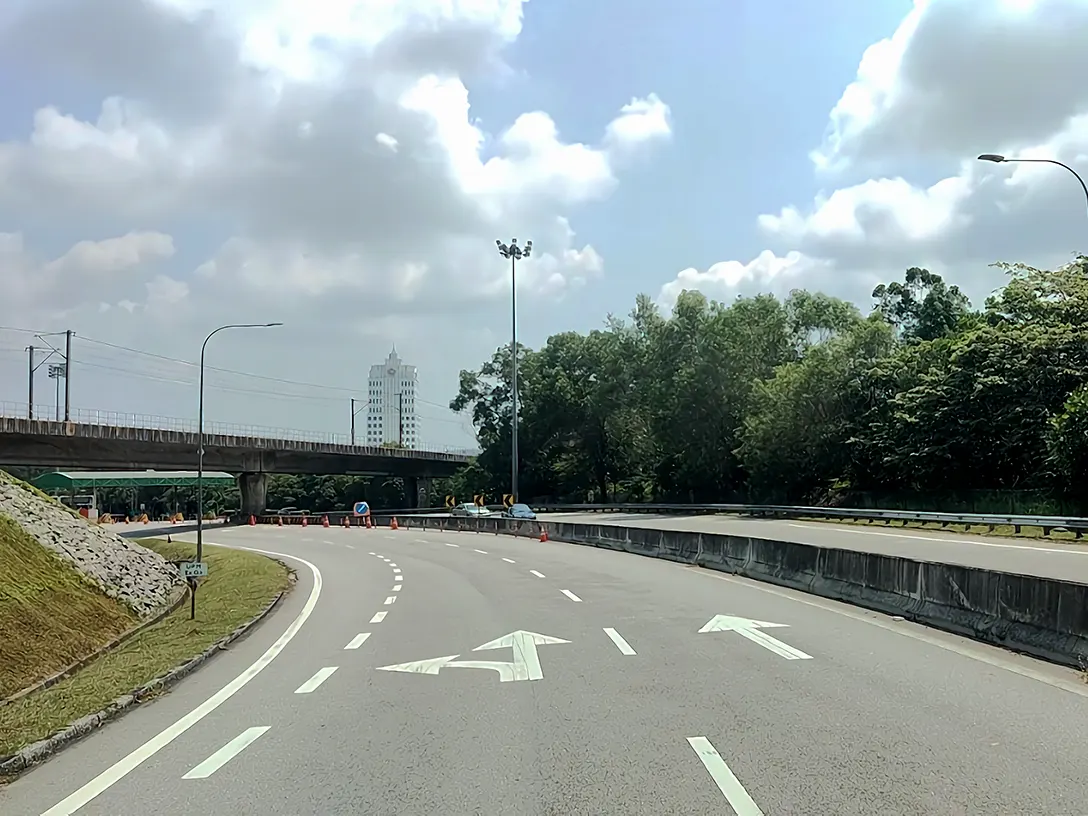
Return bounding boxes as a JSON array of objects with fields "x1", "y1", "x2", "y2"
[{"x1": 0, "y1": 475, "x2": 182, "y2": 617}]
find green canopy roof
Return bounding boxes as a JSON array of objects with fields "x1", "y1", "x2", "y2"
[{"x1": 33, "y1": 470, "x2": 236, "y2": 490}]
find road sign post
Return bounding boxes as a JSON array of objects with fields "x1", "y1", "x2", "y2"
[
  {"x1": 445, "y1": 495, "x2": 456, "y2": 510},
  {"x1": 473, "y1": 494, "x2": 485, "y2": 508},
  {"x1": 502, "y1": 494, "x2": 515, "y2": 509}
]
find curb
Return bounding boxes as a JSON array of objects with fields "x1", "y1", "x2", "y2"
[
  {"x1": 2, "y1": 583, "x2": 189, "y2": 708},
  {"x1": 0, "y1": 573, "x2": 294, "y2": 778}
]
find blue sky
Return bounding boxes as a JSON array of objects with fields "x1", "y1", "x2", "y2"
[{"x1": 1, "y1": 0, "x2": 1086, "y2": 448}]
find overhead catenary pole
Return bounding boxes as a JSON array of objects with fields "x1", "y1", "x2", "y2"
[
  {"x1": 64, "y1": 330, "x2": 72, "y2": 422},
  {"x1": 495, "y1": 237, "x2": 532, "y2": 503},
  {"x1": 26, "y1": 345, "x2": 34, "y2": 419},
  {"x1": 195, "y1": 321, "x2": 282, "y2": 620},
  {"x1": 398, "y1": 392, "x2": 404, "y2": 447},
  {"x1": 351, "y1": 397, "x2": 357, "y2": 446}
]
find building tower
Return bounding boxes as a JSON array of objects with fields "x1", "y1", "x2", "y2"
[{"x1": 365, "y1": 345, "x2": 419, "y2": 449}]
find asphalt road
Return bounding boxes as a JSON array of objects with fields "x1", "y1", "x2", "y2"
[
  {"x1": 5, "y1": 524, "x2": 1088, "y2": 814},
  {"x1": 538, "y1": 511, "x2": 1088, "y2": 582}
]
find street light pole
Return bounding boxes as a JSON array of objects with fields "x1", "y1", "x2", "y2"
[
  {"x1": 495, "y1": 237, "x2": 532, "y2": 503},
  {"x1": 977, "y1": 153, "x2": 1088, "y2": 220},
  {"x1": 195, "y1": 322, "x2": 282, "y2": 620}
]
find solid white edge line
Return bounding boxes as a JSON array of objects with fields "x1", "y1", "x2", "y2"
[
  {"x1": 344, "y1": 632, "x2": 371, "y2": 650},
  {"x1": 41, "y1": 545, "x2": 323, "y2": 816},
  {"x1": 686, "y1": 736, "x2": 764, "y2": 815},
  {"x1": 182, "y1": 726, "x2": 270, "y2": 780},
  {"x1": 560, "y1": 589, "x2": 583, "y2": 602},
  {"x1": 294, "y1": 666, "x2": 339, "y2": 694},
  {"x1": 603, "y1": 627, "x2": 637, "y2": 655},
  {"x1": 370, "y1": 611, "x2": 388, "y2": 623},
  {"x1": 530, "y1": 570, "x2": 545, "y2": 578}
]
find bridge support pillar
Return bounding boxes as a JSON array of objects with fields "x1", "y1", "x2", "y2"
[
  {"x1": 239, "y1": 472, "x2": 269, "y2": 517},
  {"x1": 404, "y1": 476, "x2": 431, "y2": 508}
]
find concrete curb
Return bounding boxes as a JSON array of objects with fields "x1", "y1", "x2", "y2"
[
  {"x1": 0, "y1": 572, "x2": 294, "y2": 778},
  {"x1": 2, "y1": 584, "x2": 189, "y2": 708}
]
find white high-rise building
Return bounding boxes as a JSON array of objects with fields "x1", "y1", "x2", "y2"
[{"x1": 365, "y1": 346, "x2": 420, "y2": 449}]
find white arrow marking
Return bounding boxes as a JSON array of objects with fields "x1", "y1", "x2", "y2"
[
  {"x1": 698, "y1": 615, "x2": 812, "y2": 660},
  {"x1": 376, "y1": 655, "x2": 460, "y2": 675}
]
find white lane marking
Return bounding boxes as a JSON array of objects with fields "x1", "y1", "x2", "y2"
[
  {"x1": 295, "y1": 666, "x2": 338, "y2": 694},
  {"x1": 735, "y1": 627, "x2": 813, "y2": 660},
  {"x1": 182, "y1": 727, "x2": 269, "y2": 780},
  {"x1": 370, "y1": 611, "x2": 388, "y2": 623},
  {"x1": 603, "y1": 627, "x2": 636, "y2": 655},
  {"x1": 560, "y1": 589, "x2": 582, "y2": 603},
  {"x1": 41, "y1": 546, "x2": 322, "y2": 816},
  {"x1": 502, "y1": 557, "x2": 516, "y2": 564},
  {"x1": 393, "y1": 567, "x2": 401, "y2": 574},
  {"x1": 530, "y1": 570, "x2": 545, "y2": 578},
  {"x1": 445, "y1": 542, "x2": 459, "y2": 547},
  {"x1": 392, "y1": 584, "x2": 402, "y2": 591},
  {"x1": 389, "y1": 563, "x2": 397, "y2": 567},
  {"x1": 415, "y1": 539, "x2": 430, "y2": 544},
  {"x1": 384, "y1": 595, "x2": 397, "y2": 605},
  {"x1": 474, "y1": 549, "x2": 488, "y2": 554},
  {"x1": 687, "y1": 564, "x2": 1088, "y2": 697},
  {"x1": 686, "y1": 736, "x2": 764, "y2": 815},
  {"x1": 786, "y1": 522, "x2": 1088, "y2": 554},
  {"x1": 368, "y1": 551, "x2": 376, "y2": 556},
  {"x1": 344, "y1": 633, "x2": 371, "y2": 650},
  {"x1": 382, "y1": 558, "x2": 391, "y2": 562}
]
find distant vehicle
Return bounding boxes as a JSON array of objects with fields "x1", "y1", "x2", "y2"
[
  {"x1": 450, "y1": 503, "x2": 491, "y2": 517},
  {"x1": 502, "y1": 503, "x2": 536, "y2": 520}
]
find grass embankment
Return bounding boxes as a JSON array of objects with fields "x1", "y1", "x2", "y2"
[
  {"x1": 0, "y1": 538, "x2": 290, "y2": 760},
  {"x1": 795, "y1": 515, "x2": 1086, "y2": 542}
]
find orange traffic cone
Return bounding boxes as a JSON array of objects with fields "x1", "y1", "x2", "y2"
[
  {"x1": 302, "y1": 516, "x2": 309, "y2": 527},
  {"x1": 365, "y1": 516, "x2": 372, "y2": 529},
  {"x1": 322, "y1": 515, "x2": 330, "y2": 528},
  {"x1": 390, "y1": 516, "x2": 399, "y2": 530},
  {"x1": 539, "y1": 527, "x2": 548, "y2": 542},
  {"x1": 249, "y1": 515, "x2": 256, "y2": 526},
  {"x1": 277, "y1": 516, "x2": 283, "y2": 527},
  {"x1": 342, "y1": 516, "x2": 349, "y2": 528}
]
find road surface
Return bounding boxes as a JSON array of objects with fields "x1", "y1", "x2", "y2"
[
  {"x1": 538, "y1": 511, "x2": 1088, "y2": 582},
  {"x1": 5, "y1": 524, "x2": 1088, "y2": 814}
]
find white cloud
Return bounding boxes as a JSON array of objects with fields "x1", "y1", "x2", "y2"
[
  {"x1": 0, "y1": 0, "x2": 671, "y2": 446},
  {"x1": 662, "y1": 0, "x2": 1088, "y2": 314}
]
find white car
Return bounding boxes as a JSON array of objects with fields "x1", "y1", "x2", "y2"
[{"x1": 450, "y1": 503, "x2": 492, "y2": 517}]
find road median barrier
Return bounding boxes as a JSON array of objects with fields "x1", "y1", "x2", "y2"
[{"x1": 400, "y1": 515, "x2": 1088, "y2": 669}]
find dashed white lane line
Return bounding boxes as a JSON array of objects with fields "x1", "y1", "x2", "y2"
[
  {"x1": 560, "y1": 589, "x2": 583, "y2": 603},
  {"x1": 40, "y1": 546, "x2": 322, "y2": 816},
  {"x1": 530, "y1": 570, "x2": 546, "y2": 578},
  {"x1": 368, "y1": 551, "x2": 376, "y2": 556},
  {"x1": 603, "y1": 627, "x2": 636, "y2": 655},
  {"x1": 686, "y1": 736, "x2": 764, "y2": 815},
  {"x1": 183, "y1": 727, "x2": 269, "y2": 780},
  {"x1": 344, "y1": 633, "x2": 372, "y2": 650},
  {"x1": 445, "y1": 542, "x2": 459, "y2": 547},
  {"x1": 502, "y1": 557, "x2": 516, "y2": 563},
  {"x1": 370, "y1": 611, "x2": 388, "y2": 623},
  {"x1": 295, "y1": 666, "x2": 339, "y2": 694},
  {"x1": 382, "y1": 558, "x2": 391, "y2": 562},
  {"x1": 393, "y1": 584, "x2": 402, "y2": 591},
  {"x1": 384, "y1": 595, "x2": 397, "y2": 605},
  {"x1": 474, "y1": 548, "x2": 488, "y2": 554},
  {"x1": 389, "y1": 562, "x2": 397, "y2": 567}
]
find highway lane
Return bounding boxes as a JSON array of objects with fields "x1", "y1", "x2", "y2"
[
  {"x1": 6, "y1": 524, "x2": 1088, "y2": 813},
  {"x1": 537, "y1": 511, "x2": 1088, "y2": 582}
]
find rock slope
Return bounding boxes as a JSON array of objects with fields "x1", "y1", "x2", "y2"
[{"x1": 0, "y1": 474, "x2": 181, "y2": 617}]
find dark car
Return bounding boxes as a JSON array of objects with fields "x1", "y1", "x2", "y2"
[{"x1": 502, "y1": 503, "x2": 536, "y2": 520}]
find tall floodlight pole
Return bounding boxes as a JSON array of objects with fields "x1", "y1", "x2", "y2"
[
  {"x1": 194, "y1": 322, "x2": 282, "y2": 619},
  {"x1": 977, "y1": 154, "x2": 1088, "y2": 221},
  {"x1": 496, "y1": 238, "x2": 532, "y2": 502}
]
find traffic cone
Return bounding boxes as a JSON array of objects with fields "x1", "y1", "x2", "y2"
[
  {"x1": 277, "y1": 516, "x2": 283, "y2": 527},
  {"x1": 366, "y1": 516, "x2": 372, "y2": 529},
  {"x1": 342, "y1": 517, "x2": 349, "y2": 528},
  {"x1": 390, "y1": 516, "x2": 399, "y2": 530},
  {"x1": 539, "y1": 527, "x2": 548, "y2": 542},
  {"x1": 302, "y1": 516, "x2": 309, "y2": 527},
  {"x1": 322, "y1": 516, "x2": 330, "y2": 528},
  {"x1": 249, "y1": 515, "x2": 256, "y2": 526}
]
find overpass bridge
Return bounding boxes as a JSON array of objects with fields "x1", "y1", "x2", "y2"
[{"x1": 0, "y1": 406, "x2": 472, "y2": 515}]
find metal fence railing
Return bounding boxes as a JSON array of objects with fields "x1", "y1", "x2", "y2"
[{"x1": 0, "y1": 400, "x2": 478, "y2": 456}]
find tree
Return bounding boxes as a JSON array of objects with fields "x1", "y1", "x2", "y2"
[{"x1": 872, "y1": 267, "x2": 972, "y2": 342}]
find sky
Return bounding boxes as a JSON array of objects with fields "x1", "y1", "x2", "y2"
[{"x1": 2, "y1": 0, "x2": 1087, "y2": 451}]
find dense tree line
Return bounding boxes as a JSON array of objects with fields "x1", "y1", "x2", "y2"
[{"x1": 438, "y1": 257, "x2": 1088, "y2": 515}]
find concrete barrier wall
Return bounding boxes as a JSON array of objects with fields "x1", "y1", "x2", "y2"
[{"x1": 397, "y1": 514, "x2": 1088, "y2": 669}]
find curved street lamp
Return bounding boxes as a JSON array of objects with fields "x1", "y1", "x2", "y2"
[
  {"x1": 496, "y1": 238, "x2": 532, "y2": 503},
  {"x1": 977, "y1": 153, "x2": 1088, "y2": 220},
  {"x1": 194, "y1": 322, "x2": 282, "y2": 618}
]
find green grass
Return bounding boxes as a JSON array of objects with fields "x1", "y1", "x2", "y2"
[
  {"x1": 0, "y1": 513, "x2": 138, "y2": 700},
  {"x1": 0, "y1": 538, "x2": 290, "y2": 761}
]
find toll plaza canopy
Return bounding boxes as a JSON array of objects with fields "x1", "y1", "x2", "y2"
[{"x1": 32, "y1": 470, "x2": 236, "y2": 490}]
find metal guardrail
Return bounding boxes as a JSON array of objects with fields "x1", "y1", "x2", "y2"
[
  {"x1": 279, "y1": 501, "x2": 1088, "y2": 538},
  {"x1": 0, "y1": 400, "x2": 480, "y2": 455}
]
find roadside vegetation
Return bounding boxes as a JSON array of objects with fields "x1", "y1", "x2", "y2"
[{"x1": 0, "y1": 538, "x2": 290, "y2": 761}]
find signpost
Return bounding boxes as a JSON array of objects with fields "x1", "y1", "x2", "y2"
[
  {"x1": 444, "y1": 495, "x2": 456, "y2": 509},
  {"x1": 698, "y1": 615, "x2": 812, "y2": 660},
  {"x1": 179, "y1": 561, "x2": 209, "y2": 579},
  {"x1": 376, "y1": 629, "x2": 570, "y2": 682},
  {"x1": 473, "y1": 494, "x2": 486, "y2": 508},
  {"x1": 502, "y1": 494, "x2": 515, "y2": 509},
  {"x1": 353, "y1": 501, "x2": 371, "y2": 517}
]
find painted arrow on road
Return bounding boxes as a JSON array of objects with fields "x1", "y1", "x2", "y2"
[
  {"x1": 698, "y1": 615, "x2": 812, "y2": 660},
  {"x1": 376, "y1": 630, "x2": 571, "y2": 682}
]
